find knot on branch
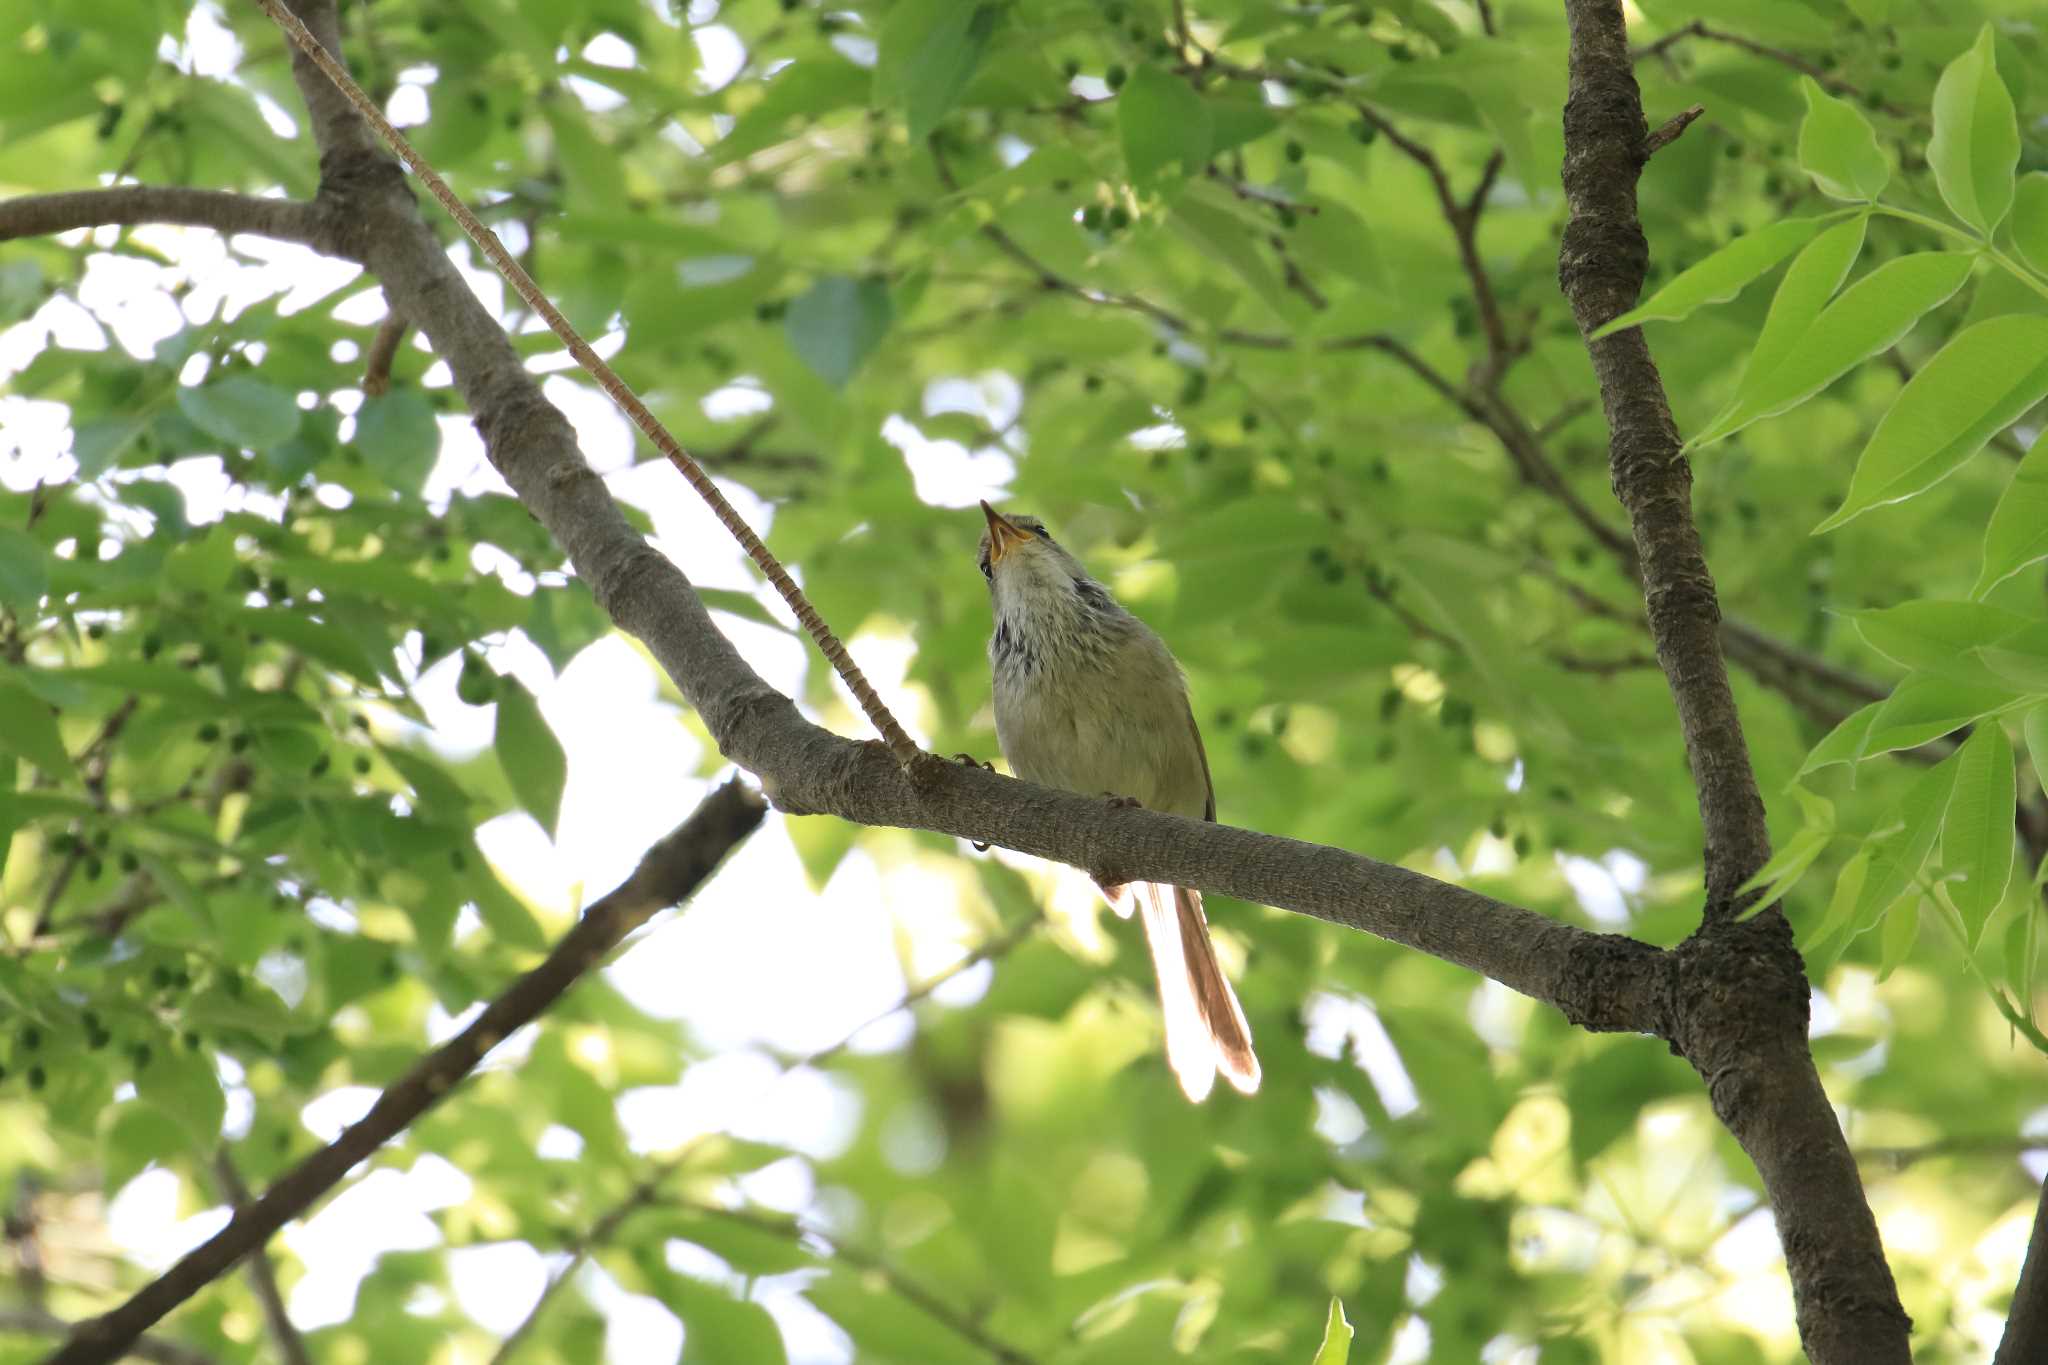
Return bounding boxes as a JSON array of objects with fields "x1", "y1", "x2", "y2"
[
  {"x1": 1664, "y1": 912, "x2": 1808, "y2": 1078},
  {"x1": 1553, "y1": 933, "x2": 1669, "y2": 1035},
  {"x1": 1558, "y1": 217, "x2": 1650, "y2": 321}
]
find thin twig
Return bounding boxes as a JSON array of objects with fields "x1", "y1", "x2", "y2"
[
  {"x1": 208, "y1": 1153, "x2": 311, "y2": 1365},
  {"x1": 1644, "y1": 104, "x2": 1706, "y2": 158},
  {"x1": 47, "y1": 780, "x2": 766, "y2": 1365},
  {"x1": 361, "y1": 313, "x2": 409, "y2": 396},
  {"x1": 1632, "y1": 22, "x2": 1914, "y2": 119},
  {"x1": 493, "y1": 914, "x2": 1042, "y2": 1359},
  {"x1": 686, "y1": 1202, "x2": 1042, "y2": 1365},
  {"x1": 253, "y1": 0, "x2": 920, "y2": 765},
  {"x1": 1855, "y1": 1135, "x2": 2048, "y2": 1170}
]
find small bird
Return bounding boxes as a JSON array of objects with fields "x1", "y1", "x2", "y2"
[{"x1": 977, "y1": 501, "x2": 1259, "y2": 1102}]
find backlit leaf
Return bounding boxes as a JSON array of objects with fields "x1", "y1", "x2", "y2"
[
  {"x1": 1796, "y1": 78, "x2": 1889, "y2": 202},
  {"x1": 494, "y1": 676, "x2": 567, "y2": 836},
  {"x1": 1940, "y1": 723, "x2": 2014, "y2": 947},
  {"x1": 1816, "y1": 316, "x2": 2048, "y2": 532},
  {"x1": 1591, "y1": 215, "x2": 1838, "y2": 337},
  {"x1": 1929, "y1": 24, "x2": 2018, "y2": 235}
]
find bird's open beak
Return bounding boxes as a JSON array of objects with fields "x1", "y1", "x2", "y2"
[{"x1": 980, "y1": 501, "x2": 1032, "y2": 568}]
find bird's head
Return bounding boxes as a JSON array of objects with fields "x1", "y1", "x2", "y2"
[{"x1": 978, "y1": 501, "x2": 1085, "y2": 594}]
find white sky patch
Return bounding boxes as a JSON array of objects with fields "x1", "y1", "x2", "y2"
[
  {"x1": 106, "y1": 1168, "x2": 231, "y2": 1272},
  {"x1": 695, "y1": 26, "x2": 747, "y2": 89},
  {"x1": 881, "y1": 413, "x2": 1015, "y2": 509},
  {"x1": 184, "y1": 2, "x2": 242, "y2": 78},
  {"x1": 282, "y1": 1159, "x2": 470, "y2": 1328},
  {"x1": 449, "y1": 1241, "x2": 552, "y2": 1334},
  {"x1": 387, "y1": 82, "x2": 430, "y2": 128},
  {"x1": 1302, "y1": 992, "x2": 1421, "y2": 1118},
  {"x1": 1556, "y1": 852, "x2": 1630, "y2": 924}
]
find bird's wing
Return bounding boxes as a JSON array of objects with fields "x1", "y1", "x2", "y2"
[{"x1": 1183, "y1": 692, "x2": 1216, "y2": 823}]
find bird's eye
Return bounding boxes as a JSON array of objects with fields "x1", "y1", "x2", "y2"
[
  {"x1": 1034, "y1": 527, "x2": 1054, "y2": 542},
  {"x1": 979, "y1": 553, "x2": 993, "y2": 580}
]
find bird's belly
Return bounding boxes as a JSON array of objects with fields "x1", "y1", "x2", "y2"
[{"x1": 994, "y1": 670, "x2": 1203, "y2": 819}]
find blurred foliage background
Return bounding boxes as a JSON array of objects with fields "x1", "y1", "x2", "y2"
[{"x1": 2, "y1": 0, "x2": 2048, "y2": 1362}]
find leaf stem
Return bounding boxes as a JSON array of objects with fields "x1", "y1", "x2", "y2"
[{"x1": 1872, "y1": 203, "x2": 2048, "y2": 303}]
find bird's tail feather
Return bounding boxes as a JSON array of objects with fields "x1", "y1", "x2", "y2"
[{"x1": 1132, "y1": 881, "x2": 1260, "y2": 1101}]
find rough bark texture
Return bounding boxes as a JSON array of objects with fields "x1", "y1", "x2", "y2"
[
  {"x1": 1558, "y1": 5, "x2": 1768, "y2": 912},
  {"x1": 1998, "y1": 1179, "x2": 2048, "y2": 1364},
  {"x1": 1556, "y1": 4, "x2": 1911, "y2": 1362}
]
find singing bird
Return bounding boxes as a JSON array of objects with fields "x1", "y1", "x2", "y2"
[{"x1": 977, "y1": 501, "x2": 1259, "y2": 1102}]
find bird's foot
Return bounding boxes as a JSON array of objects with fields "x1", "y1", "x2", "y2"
[
  {"x1": 952, "y1": 754, "x2": 997, "y2": 851},
  {"x1": 1103, "y1": 793, "x2": 1143, "y2": 809}
]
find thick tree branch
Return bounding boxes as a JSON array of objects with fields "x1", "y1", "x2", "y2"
[
  {"x1": 1557, "y1": 5, "x2": 1908, "y2": 1363},
  {"x1": 0, "y1": 188, "x2": 334, "y2": 250},
  {"x1": 0, "y1": 1311, "x2": 212, "y2": 1365},
  {"x1": 47, "y1": 779, "x2": 766, "y2": 1365},
  {"x1": 1999, "y1": 1177, "x2": 2048, "y2": 1365},
  {"x1": 1559, "y1": 6, "x2": 1768, "y2": 909}
]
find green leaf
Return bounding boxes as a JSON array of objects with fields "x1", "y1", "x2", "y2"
[
  {"x1": 713, "y1": 57, "x2": 871, "y2": 166},
  {"x1": 1877, "y1": 896, "x2": 1918, "y2": 982},
  {"x1": 1312, "y1": 1298, "x2": 1354, "y2": 1365},
  {"x1": 175, "y1": 376, "x2": 303, "y2": 450},
  {"x1": 1800, "y1": 675, "x2": 2013, "y2": 773},
  {"x1": 1852, "y1": 599, "x2": 2030, "y2": 677},
  {"x1": 875, "y1": 0, "x2": 1000, "y2": 141},
  {"x1": 1816, "y1": 316, "x2": 2048, "y2": 532},
  {"x1": 2025, "y1": 704, "x2": 2048, "y2": 798},
  {"x1": 1734, "y1": 825, "x2": 1830, "y2": 920},
  {"x1": 2008, "y1": 888, "x2": 2040, "y2": 1017},
  {"x1": 785, "y1": 276, "x2": 893, "y2": 388},
  {"x1": 2014, "y1": 172, "x2": 2048, "y2": 276},
  {"x1": 1974, "y1": 432, "x2": 2048, "y2": 596},
  {"x1": 0, "y1": 684, "x2": 69, "y2": 775},
  {"x1": 1802, "y1": 847, "x2": 1869, "y2": 951},
  {"x1": 696, "y1": 587, "x2": 797, "y2": 635},
  {"x1": 1852, "y1": 753, "x2": 1960, "y2": 936},
  {"x1": 1929, "y1": 24, "x2": 2018, "y2": 235},
  {"x1": 468, "y1": 849, "x2": 550, "y2": 951},
  {"x1": 1940, "y1": 723, "x2": 2015, "y2": 948},
  {"x1": 1591, "y1": 214, "x2": 1838, "y2": 337},
  {"x1": 1702, "y1": 251, "x2": 1970, "y2": 446},
  {"x1": 1120, "y1": 64, "x2": 1214, "y2": 190},
  {"x1": 0, "y1": 527, "x2": 49, "y2": 610},
  {"x1": 1795, "y1": 78, "x2": 1889, "y2": 202},
  {"x1": 494, "y1": 677, "x2": 567, "y2": 835},
  {"x1": 1976, "y1": 625, "x2": 2048, "y2": 692},
  {"x1": 672, "y1": 1278, "x2": 789, "y2": 1365},
  {"x1": 354, "y1": 390, "x2": 441, "y2": 497},
  {"x1": 135, "y1": 1043, "x2": 225, "y2": 1145},
  {"x1": 1693, "y1": 215, "x2": 1865, "y2": 446}
]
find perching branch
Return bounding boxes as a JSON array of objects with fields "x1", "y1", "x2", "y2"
[
  {"x1": 252, "y1": 0, "x2": 920, "y2": 765},
  {"x1": 46, "y1": 778, "x2": 765, "y2": 1365},
  {"x1": 1557, "y1": 3, "x2": 1908, "y2": 1362}
]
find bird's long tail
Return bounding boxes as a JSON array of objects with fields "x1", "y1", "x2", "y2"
[{"x1": 1124, "y1": 880, "x2": 1261, "y2": 1102}]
